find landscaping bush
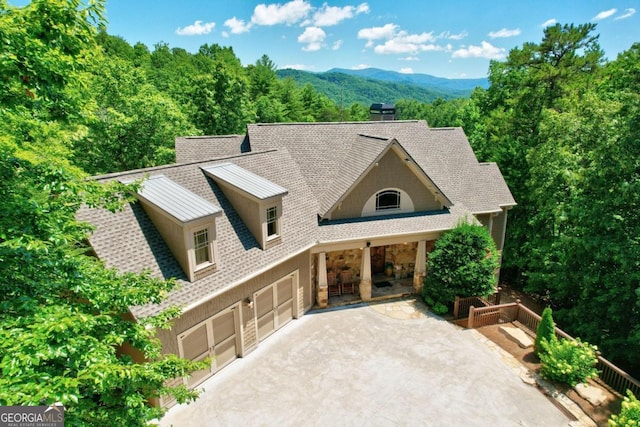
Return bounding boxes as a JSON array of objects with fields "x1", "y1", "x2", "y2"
[
  {"x1": 535, "y1": 307, "x2": 556, "y2": 356},
  {"x1": 609, "y1": 391, "x2": 640, "y2": 426},
  {"x1": 422, "y1": 221, "x2": 499, "y2": 309},
  {"x1": 539, "y1": 337, "x2": 599, "y2": 387}
]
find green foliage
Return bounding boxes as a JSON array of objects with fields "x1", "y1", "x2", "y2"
[
  {"x1": 469, "y1": 22, "x2": 640, "y2": 376},
  {"x1": 422, "y1": 222, "x2": 499, "y2": 306},
  {"x1": 73, "y1": 55, "x2": 199, "y2": 174},
  {"x1": 0, "y1": 153, "x2": 205, "y2": 426},
  {"x1": 0, "y1": 2, "x2": 207, "y2": 424},
  {"x1": 535, "y1": 307, "x2": 556, "y2": 355},
  {"x1": 609, "y1": 391, "x2": 640, "y2": 426},
  {"x1": 538, "y1": 338, "x2": 599, "y2": 387}
]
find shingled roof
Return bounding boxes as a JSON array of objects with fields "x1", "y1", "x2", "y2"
[{"x1": 79, "y1": 120, "x2": 515, "y2": 318}]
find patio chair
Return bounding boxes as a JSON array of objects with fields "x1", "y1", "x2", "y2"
[
  {"x1": 340, "y1": 269, "x2": 355, "y2": 295},
  {"x1": 327, "y1": 271, "x2": 341, "y2": 296}
]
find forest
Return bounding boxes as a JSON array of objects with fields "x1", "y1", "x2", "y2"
[{"x1": 0, "y1": 0, "x2": 638, "y2": 424}]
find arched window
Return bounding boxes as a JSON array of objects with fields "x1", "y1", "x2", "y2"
[
  {"x1": 362, "y1": 188, "x2": 414, "y2": 216},
  {"x1": 376, "y1": 190, "x2": 401, "y2": 211}
]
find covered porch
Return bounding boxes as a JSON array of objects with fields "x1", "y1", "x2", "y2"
[{"x1": 313, "y1": 239, "x2": 436, "y2": 308}]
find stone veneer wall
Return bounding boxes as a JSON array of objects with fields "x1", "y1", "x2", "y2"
[
  {"x1": 326, "y1": 249, "x2": 363, "y2": 278},
  {"x1": 384, "y1": 243, "x2": 418, "y2": 278},
  {"x1": 324, "y1": 242, "x2": 427, "y2": 280}
]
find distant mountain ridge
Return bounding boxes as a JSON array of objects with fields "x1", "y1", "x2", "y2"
[
  {"x1": 328, "y1": 68, "x2": 489, "y2": 92},
  {"x1": 276, "y1": 67, "x2": 487, "y2": 106}
]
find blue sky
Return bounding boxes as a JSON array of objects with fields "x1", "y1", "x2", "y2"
[{"x1": 77, "y1": 1, "x2": 640, "y2": 78}]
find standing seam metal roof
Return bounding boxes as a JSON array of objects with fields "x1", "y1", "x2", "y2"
[
  {"x1": 136, "y1": 175, "x2": 222, "y2": 222},
  {"x1": 202, "y1": 162, "x2": 288, "y2": 200}
]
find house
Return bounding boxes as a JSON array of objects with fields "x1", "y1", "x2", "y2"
[{"x1": 77, "y1": 120, "x2": 515, "y2": 406}]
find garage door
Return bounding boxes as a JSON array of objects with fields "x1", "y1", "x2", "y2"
[
  {"x1": 178, "y1": 305, "x2": 240, "y2": 388},
  {"x1": 255, "y1": 275, "x2": 295, "y2": 342}
]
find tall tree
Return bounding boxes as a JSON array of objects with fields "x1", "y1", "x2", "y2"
[
  {"x1": 0, "y1": 2, "x2": 206, "y2": 424},
  {"x1": 0, "y1": 0, "x2": 104, "y2": 163},
  {"x1": 74, "y1": 55, "x2": 199, "y2": 174},
  {"x1": 247, "y1": 54, "x2": 278, "y2": 100},
  {"x1": 481, "y1": 23, "x2": 604, "y2": 283}
]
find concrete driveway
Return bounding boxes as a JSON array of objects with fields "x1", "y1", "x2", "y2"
[{"x1": 160, "y1": 299, "x2": 571, "y2": 427}]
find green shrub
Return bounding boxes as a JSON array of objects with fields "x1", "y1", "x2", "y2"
[
  {"x1": 432, "y1": 302, "x2": 448, "y2": 315},
  {"x1": 609, "y1": 391, "x2": 640, "y2": 426},
  {"x1": 539, "y1": 337, "x2": 599, "y2": 387},
  {"x1": 422, "y1": 222, "x2": 499, "y2": 307},
  {"x1": 535, "y1": 307, "x2": 556, "y2": 355}
]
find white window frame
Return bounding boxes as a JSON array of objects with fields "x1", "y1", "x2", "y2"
[
  {"x1": 266, "y1": 206, "x2": 279, "y2": 239},
  {"x1": 191, "y1": 225, "x2": 215, "y2": 271}
]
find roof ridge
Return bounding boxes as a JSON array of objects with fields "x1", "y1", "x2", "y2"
[
  {"x1": 90, "y1": 149, "x2": 280, "y2": 181},
  {"x1": 356, "y1": 133, "x2": 392, "y2": 141},
  {"x1": 179, "y1": 135, "x2": 245, "y2": 140},
  {"x1": 251, "y1": 120, "x2": 420, "y2": 127}
]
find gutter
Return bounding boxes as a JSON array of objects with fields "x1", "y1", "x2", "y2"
[{"x1": 180, "y1": 242, "x2": 316, "y2": 314}]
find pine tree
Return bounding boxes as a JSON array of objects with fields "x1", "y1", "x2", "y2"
[{"x1": 535, "y1": 307, "x2": 556, "y2": 355}]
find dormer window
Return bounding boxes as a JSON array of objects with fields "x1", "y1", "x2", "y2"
[
  {"x1": 266, "y1": 206, "x2": 278, "y2": 238},
  {"x1": 193, "y1": 229, "x2": 211, "y2": 265},
  {"x1": 131, "y1": 175, "x2": 222, "y2": 282},
  {"x1": 202, "y1": 163, "x2": 288, "y2": 250},
  {"x1": 376, "y1": 190, "x2": 401, "y2": 211}
]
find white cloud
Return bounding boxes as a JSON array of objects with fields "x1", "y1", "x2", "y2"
[
  {"x1": 488, "y1": 28, "x2": 521, "y2": 38},
  {"x1": 541, "y1": 18, "x2": 557, "y2": 27},
  {"x1": 615, "y1": 8, "x2": 636, "y2": 20},
  {"x1": 449, "y1": 31, "x2": 468, "y2": 40},
  {"x1": 400, "y1": 56, "x2": 419, "y2": 61},
  {"x1": 399, "y1": 67, "x2": 413, "y2": 74},
  {"x1": 357, "y1": 23, "x2": 398, "y2": 46},
  {"x1": 176, "y1": 20, "x2": 216, "y2": 36},
  {"x1": 298, "y1": 26, "x2": 326, "y2": 51},
  {"x1": 356, "y1": 3, "x2": 370, "y2": 14},
  {"x1": 439, "y1": 30, "x2": 468, "y2": 40},
  {"x1": 224, "y1": 17, "x2": 252, "y2": 34},
  {"x1": 374, "y1": 34, "x2": 442, "y2": 55},
  {"x1": 360, "y1": 24, "x2": 450, "y2": 55},
  {"x1": 374, "y1": 41, "x2": 442, "y2": 54},
  {"x1": 252, "y1": 0, "x2": 312, "y2": 26},
  {"x1": 452, "y1": 41, "x2": 506, "y2": 59},
  {"x1": 282, "y1": 63, "x2": 314, "y2": 70},
  {"x1": 312, "y1": 2, "x2": 369, "y2": 27},
  {"x1": 332, "y1": 40, "x2": 343, "y2": 50},
  {"x1": 593, "y1": 8, "x2": 617, "y2": 21},
  {"x1": 351, "y1": 64, "x2": 371, "y2": 70}
]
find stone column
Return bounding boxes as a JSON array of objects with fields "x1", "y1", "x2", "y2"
[
  {"x1": 359, "y1": 246, "x2": 372, "y2": 300},
  {"x1": 413, "y1": 240, "x2": 426, "y2": 293},
  {"x1": 317, "y1": 252, "x2": 328, "y2": 308}
]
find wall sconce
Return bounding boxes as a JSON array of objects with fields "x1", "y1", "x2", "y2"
[
  {"x1": 244, "y1": 297, "x2": 254, "y2": 309},
  {"x1": 366, "y1": 241, "x2": 371, "y2": 247}
]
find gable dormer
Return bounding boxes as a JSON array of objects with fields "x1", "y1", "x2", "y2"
[
  {"x1": 321, "y1": 136, "x2": 451, "y2": 221},
  {"x1": 133, "y1": 175, "x2": 222, "y2": 282},
  {"x1": 202, "y1": 163, "x2": 288, "y2": 250}
]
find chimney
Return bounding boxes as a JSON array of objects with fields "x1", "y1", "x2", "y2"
[{"x1": 369, "y1": 103, "x2": 396, "y2": 121}]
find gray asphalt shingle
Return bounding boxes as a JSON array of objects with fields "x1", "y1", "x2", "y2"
[{"x1": 78, "y1": 121, "x2": 515, "y2": 318}]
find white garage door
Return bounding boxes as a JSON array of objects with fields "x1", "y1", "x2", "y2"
[
  {"x1": 255, "y1": 275, "x2": 295, "y2": 342},
  {"x1": 178, "y1": 305, "x2": 240, "y2": 388}
]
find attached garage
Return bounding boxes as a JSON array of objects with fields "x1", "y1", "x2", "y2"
[
  {"x1": 178, "y1": 304, "x2": 241, "y2": 388},
  {"x1": 254, "y1": 273, "x2": 297, "y2": 342}
]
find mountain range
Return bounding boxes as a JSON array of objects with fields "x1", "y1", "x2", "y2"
[{"x1": 276, "y1": 67, "x2": 488, "y2": 106}]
